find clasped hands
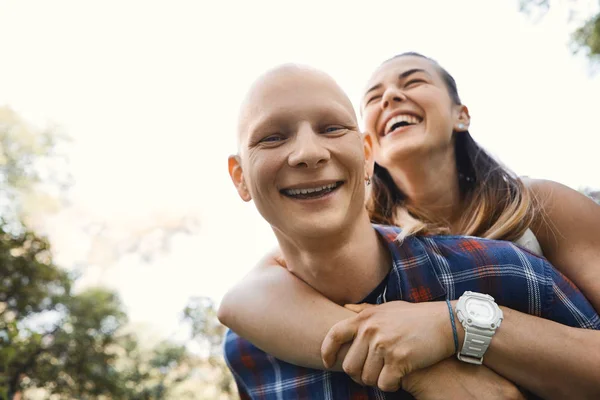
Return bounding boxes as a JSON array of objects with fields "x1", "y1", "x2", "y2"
[{"x1": 320, "y1": 301, "x2": 525, "y2": 400}]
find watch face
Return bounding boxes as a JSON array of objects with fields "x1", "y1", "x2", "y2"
[{"x1": 465, "y1": 298, "x2": 496, "y2": 324}]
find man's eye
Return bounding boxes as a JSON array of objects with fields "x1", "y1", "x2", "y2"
[
  {"x1": 260, "y1": 134, "x2": 284, "y2": 143},
  {"x1": 323, "y1": 126, "x2": 347, "y2": 134}
]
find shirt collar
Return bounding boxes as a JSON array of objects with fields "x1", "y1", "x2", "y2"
[{"x1": 373, "y1": 224, "x2": 447, "y2": 303}]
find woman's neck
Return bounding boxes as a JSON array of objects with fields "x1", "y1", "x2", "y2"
[{"x1": 386, "y1": 148, "x2": 463, "y2": 230}]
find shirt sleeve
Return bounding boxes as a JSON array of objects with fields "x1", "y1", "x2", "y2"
[
  {"x1": 232, "y1": 376, "x2": 252, "y2": 400},
  {"x1": 223, "y1": 330, "x2": 254, "y2": 399},
  {"x1": 542, "y1": 260, "x2": 600, "y2": 330}
]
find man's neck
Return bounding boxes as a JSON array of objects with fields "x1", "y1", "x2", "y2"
[{"x1": 275, "y1": 213, "x2": 391, "y2": 305}]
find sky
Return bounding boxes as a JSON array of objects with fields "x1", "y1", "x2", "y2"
[{"x1": 1, "y1": 0, "x2": 599, "y2": 337}]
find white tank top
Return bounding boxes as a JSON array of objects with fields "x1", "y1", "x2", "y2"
[{"x1": 514, "y1": 228, "x2": 544, "y2": 256}]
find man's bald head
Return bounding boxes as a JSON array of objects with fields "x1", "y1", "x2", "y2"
[
  {"x1": 228, "y1": 63, "x2": 371, "y2": 247},
  {"x1": 236, "y1": 64, "x2": 357, "y2": 149}
]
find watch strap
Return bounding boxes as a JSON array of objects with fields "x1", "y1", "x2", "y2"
[{"x1": 457, "y1": 326, "x2": 493, "y2": 365}]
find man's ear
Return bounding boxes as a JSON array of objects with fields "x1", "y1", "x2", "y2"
[
  {"x1": 455, "y1": 105, "x2": 471, "y2": 132},
  {"x1": 363, "y1": 133, "x2": 375, "y2": 178},
  {"x1": 228, "y1": 155, "x2": 252, "y2": 202}
]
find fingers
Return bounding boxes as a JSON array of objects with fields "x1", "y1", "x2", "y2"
[
  {"x1": 378, "y1": 364, "x2": 403, "y2": 392},
  {"x1": 360, "y1": 344, "x2": 384, "y2": 387},
  {"x1": 321, "y1": 318, "x2": 358, "y2": 369},
  {"x1": 344, "y1": 303, "x2": 375, "y2": 313},
  {"x1": 341, "y1": 335, "x2": 370, "y2": 385}
]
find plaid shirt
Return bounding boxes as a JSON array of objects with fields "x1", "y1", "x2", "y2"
[{"x1": 224, "y1": 224, "x2": 600, "y2": 400}]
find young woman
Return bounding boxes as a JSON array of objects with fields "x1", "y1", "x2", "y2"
[{"x1": 218, "y1": 53, "x2": 600, "y2": 399}]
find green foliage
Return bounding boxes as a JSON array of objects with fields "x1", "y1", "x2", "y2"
[
  {"x1": 183, "y1": 297, "x2": 235, "y2": 397},
  {"x1": 573, "y1": 12, "x2": 600, "y2": 60},
  {"x1": 0, "y1": 108, "x2": 235, "y2": 399},
  {"x1": 0, "y1": 222, "x2": 125, "y2": 398},
  {"x1": 0, "y1": 221, "x2": 208, "y2": 399},
  {"x1": 0, "y1": 107, "x2": 71, "y2": 229},
  {"x1": 519, "y1": 0, "x2": 600, "y2": 61},
  {"x1": 114, "y1": 337, "x2": 192, "y2": 400}
]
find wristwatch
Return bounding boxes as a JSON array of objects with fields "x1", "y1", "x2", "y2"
[{"x1": 455, "y1": 291, "x2": 503, "y2": 365}]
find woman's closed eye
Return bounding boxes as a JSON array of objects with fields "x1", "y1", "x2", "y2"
[
  {"x1": 405, "y1": 79, "x2": 426, "y2": 88},
  {"x1": 365, "y1": 95, "x2": 381, "y2": 106}
]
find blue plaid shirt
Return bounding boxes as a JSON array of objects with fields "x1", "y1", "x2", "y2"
[{"x1": 225, "y1": 225, "x2": 600, "y2": 399}]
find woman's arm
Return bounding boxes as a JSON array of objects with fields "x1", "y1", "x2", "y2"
[
  {"x1": 217, "y1": 249, "x2": 354, "y2": 369},
  {"x1": 402, "y1": 358, "x2": 526, "y2": 400},
  {"x1": 322, "y1": 299, "x2": 600, "y2": 399},
  {"x1": 218, "y1": 253, "x2": 531, "y2": 399},
  {"x1": 526, "y1": 178, "x2": 600, "y2": 310},
  {"x1": 489, "y1": 180, "x2": 600, "y2": 398},
  {"x1": 485, "y1": 306, "x2": 600, "y2": 399}
]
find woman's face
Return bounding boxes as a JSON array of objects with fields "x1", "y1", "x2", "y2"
[{"x1": 361, "y1": 56, "x2": 468, "y2": 169}]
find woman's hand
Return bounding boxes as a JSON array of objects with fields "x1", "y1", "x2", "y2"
[
  {"x1": 402, "y1": 358, "x2": 527, "y2": 400},
  {"x1": 321, "y1": 301, "x2": 455, "y2": 391}
]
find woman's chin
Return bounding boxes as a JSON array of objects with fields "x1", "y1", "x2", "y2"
[{"x1": 379, "y1": 141, "x2": 427, "y2": 165}]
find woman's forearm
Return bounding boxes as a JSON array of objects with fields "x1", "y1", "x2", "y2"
[
  {"x1": 480, "y1": 307, "x2": 600, "y2": 399},
  {"x1": 218, "y1": 256, "x2": 354, "y2": 370}
]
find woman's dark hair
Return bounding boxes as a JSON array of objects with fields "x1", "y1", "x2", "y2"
[{"x1": 367, "y1": 52, "x2": 535, "y2": 241}]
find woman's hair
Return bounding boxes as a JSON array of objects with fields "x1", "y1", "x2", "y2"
[{"x1": 366, "y1": 52, "x2": 536, "y2": 242}]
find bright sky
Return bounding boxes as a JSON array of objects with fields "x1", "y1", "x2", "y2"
[{"x1": 1, "y1": 0, "x2": 599, "y2": 337}]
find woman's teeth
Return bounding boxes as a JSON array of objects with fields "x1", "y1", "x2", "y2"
[{"x1": 385, "y1": 114, "x2": 422, "y2": 135}]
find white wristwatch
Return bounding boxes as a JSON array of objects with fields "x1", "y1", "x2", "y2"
[{"x1": 455, "y1": 291, "x2": 503, "y2": 365}]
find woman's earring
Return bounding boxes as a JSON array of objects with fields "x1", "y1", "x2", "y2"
[
  {"x1": 365, "y1": 176, "x2": 371, "y2": 186},
  {"x1": 458, "y1": 123, "x2": 465, "y2": 130}
]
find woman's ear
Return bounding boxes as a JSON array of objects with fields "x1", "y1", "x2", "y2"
[
  {"x1": 363, "y1": 133, "x2": 375, "y2": 178},
  {"x1": 228, "y1": 155, "x2": 252, "y2": 202},
  {"x1": 455, "y1": 105, "x2": 471, "y2": 131}
]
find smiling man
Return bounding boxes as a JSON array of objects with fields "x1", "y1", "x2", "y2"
[
  {"x1": 228, "y1": 65, "x2": 389, "y2": 308},
  {"x1": 222, "y1": 64, "x2": 600, "y2": 400}
]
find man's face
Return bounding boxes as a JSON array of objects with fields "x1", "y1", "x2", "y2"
[{"x1": 229, "y1": 66, "x2": 370, "y2": 241}]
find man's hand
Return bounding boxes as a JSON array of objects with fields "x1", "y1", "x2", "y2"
[
  {"x1": 321, "y1": 301, "x2": 456, "y2": 391},
  {"x1": 403, "y1": 358, "x2": 527, "y2": 400}
]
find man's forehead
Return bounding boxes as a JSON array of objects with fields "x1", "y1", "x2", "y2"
[{"x1": 237, "y1": 65, "x2": 354, "y2": 144}]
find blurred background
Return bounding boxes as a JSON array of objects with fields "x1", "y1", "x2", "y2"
[{"x1": 0, "y1": 0, "x2": 598, "y2": 398}]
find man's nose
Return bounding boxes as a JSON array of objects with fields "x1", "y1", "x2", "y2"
[{"x1": 287, "y1": 124, "x2": 330, "y2": 169}]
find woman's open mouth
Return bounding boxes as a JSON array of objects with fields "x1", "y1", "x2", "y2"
[{"x1": 382, "y1": 114, "x2": 423, "y2": 136}]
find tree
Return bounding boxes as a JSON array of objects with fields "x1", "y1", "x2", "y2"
[
  {"x1": 0, "y1": 223, "x2": 128, "y2": 399},
  {"x1": 0, "y1": 221, "x2": 200, "y2": 400},
  {"x1": 519, "y1": 0, "x2": 600, "y2": 62},
  {"x1": 113, "y1": 336, "x2": 192, "y2": 400},
  {"x1": 181, "y1": 297, "x2": 236, "y2": 399},
  {"x1": 1, "y1": 107, "x2": 230, "y2": 399},
  {"x1": 0, "y1": 107, "x2": 71, "y2": 231}
]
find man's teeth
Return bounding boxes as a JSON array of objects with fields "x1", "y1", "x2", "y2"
[
  {"x1": 284, "y1": 183, "x2": 338, "y2": 196},
  {"x1": 385, "y1": 114, "x2": 422, "y2": 135}
]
